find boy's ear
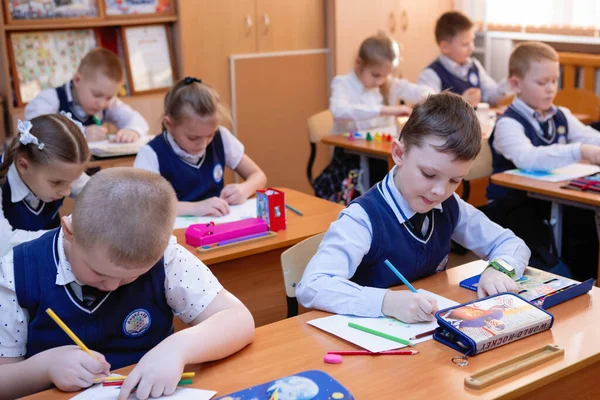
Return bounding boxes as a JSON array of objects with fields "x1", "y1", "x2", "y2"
[
  {"x1": 439, "y1": 39, "x2": 451, "y2": 55},
  {"x1": 391, "y1": 138, "x2": 406, "y2": 166},
  {"x1": 508, "y1": 76, "x2": 521, "y2": 94},
  {"x1": 73, "y1": 72, "x2": 82, "y2": 86},
  {"x1": 61, "y1": 216, "x2": 75, "y2": 243}
]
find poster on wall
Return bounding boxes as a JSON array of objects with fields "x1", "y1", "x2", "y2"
[
  {"x1": 6, "y1": 0, "x2": 99, "y2": 21},
  {"x1": 104, "y1": 0, "x2": 172, "y2": 16}
]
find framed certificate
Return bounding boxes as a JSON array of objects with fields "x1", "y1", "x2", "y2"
[
  {"x1": 121, "y1": 24, "x2": 175, "y2": 94},
  {"x1": 5, "y1": 0, "x2": 100, "y2": 24}
]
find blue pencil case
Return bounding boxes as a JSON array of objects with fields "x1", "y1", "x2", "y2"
[
  {"x1": 214, "y1": 370, "x2": 353, "y2": 400},
  {"x1": 434, "y1": 293, "x2": 554, "y2": 356}
]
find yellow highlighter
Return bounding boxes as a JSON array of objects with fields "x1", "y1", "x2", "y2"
[{"x1": 45, "y1": 308, "x2": 99, "y2": 361}]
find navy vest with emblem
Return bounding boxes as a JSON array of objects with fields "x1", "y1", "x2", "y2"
[
  {"x1": 55, "y1": 81, "x2": 105, "y2": 126},
  {"x1": 487, "y1": 106, "x2": 569, "y2": 201},
  {"x1": 1, "y1": 179, "x2": 63, "y2": 231},
  {"x1": 13, "y1": 229, "x2": 174, "y2": 370},
  {"x1": 148, "y1": 131, "x2": 226, "y2": 201},
  {"x1": 350, "y1": 182, "x2": 459, "y2": 288},
  {"x1": 427, "y1": 59, "x2": 480, "y2": 95}
]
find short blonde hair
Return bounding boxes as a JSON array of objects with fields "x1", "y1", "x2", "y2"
[
  {"x1": 509, "y1": 42, "x2": 558, "y2": 78},
  {"x1": 72, "y1": 168, "x2": 177, "y2": 268},
  {"x1": 78, "y1": 48, "x2": 124, "y2": 82}
]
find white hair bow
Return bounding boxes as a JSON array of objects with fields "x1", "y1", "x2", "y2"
[
  {"x1": 59, "y1": 111, "x2": 84, "y2": 132},
  {"x1": 18, "y1": 120, "x2": 44, "y2": 150}
]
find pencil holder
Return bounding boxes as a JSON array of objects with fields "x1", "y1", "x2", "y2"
[{"x1": 256, "y1": 188, "x2": 286, "y2": 231}]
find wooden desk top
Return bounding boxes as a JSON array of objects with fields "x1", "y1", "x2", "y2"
[
  {"x1": 491, "y1": 172, "x2": 600, "y2": 208},
  {"x1": 174, "y1": 188, "x2": 344, "y2": 265},
  {"x1": 321, "y1": 134, "x2": 392, "y2": 158},
  {"x1": 28, "y1": 261, "x2": 600, "y2": 399}
]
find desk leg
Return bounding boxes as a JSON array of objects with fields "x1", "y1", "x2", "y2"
[{"x1": 550, "y1": 202, "x2": 563, "y2": 257}]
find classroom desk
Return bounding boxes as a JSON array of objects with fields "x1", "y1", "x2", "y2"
[
  {"x1": 174, "y1": 188, "x2": 344, "y2": 327},
  {"x1": 87, "y1": 155, "x2": 136, "y2": 170},
  {"x1": 490, "y1": 171, "x2": 600, "y2": 283},
  {"x1": 28, "y1": 260, "x2": 600, "y2": 400}
]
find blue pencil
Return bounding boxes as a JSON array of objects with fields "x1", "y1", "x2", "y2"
[
  {"x1": 285, "y1": 204, "x2": 303, "y2": 216},
  {"x1": 384, "y1": 259, "x2": 417, "y2": 293}
]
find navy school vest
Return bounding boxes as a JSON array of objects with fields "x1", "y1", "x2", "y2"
[
  {"x1": 55, "y1": 81, "x2": 105, "y2": 127},
  {"x1": 13, "y1": 229, "x2": 174, "y2": 370},
  {"x1": 487, "y1": 106, "x2": 569, "y2": 201},
  {"x1": 350, "y1": 182, "x2": 459, "y2": 288},
  {"x1": 1, "y1": 179, "x2": 63, "y2": 231},
  {"x1": 427, "y1": 59, "x2": 480, "y2": 95},
  {"x1": 148, "y1": 131, "x2": 226, "y2": 202}
]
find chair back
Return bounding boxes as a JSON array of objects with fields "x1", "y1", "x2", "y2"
[
  {"x1": 306, "y1": 110, "x2": 333, "y2": 183},
  {"x1": 554, "y1": 89, "x2": 600, "y2": 121}
]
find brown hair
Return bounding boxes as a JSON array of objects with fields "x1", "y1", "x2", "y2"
[
  {"x1": 400, "y1": 92, "x2": 481, "y2": 161},
  {"x1": 356, "y1": 33, "x2": 399, "y2": 105},
  {"x1": 164, "y1": 77, "x2": 231, "y2": 128},
  {"x1": 509, "y1": 41, "x2": 558, "y2": 78},
  {"x1": 0, "y1": 114, "x2": 90, "y2": 184},
  {"x1": 78, "y1": 48, "x2": 124, "y2": 82},
  {"x1": 435, "y1": 11, "x2": 474, "y2": 43},
  {"x1": 72, "y1": 168, "x2": 177, "y2": 268}
]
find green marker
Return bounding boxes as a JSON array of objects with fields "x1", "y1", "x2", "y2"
[
  {"x1": 348, "y1": 322, "x2": 415, "y2": 347},
  {"x1": 92, "y1": 116, "x2": 102, "y2": 126}
]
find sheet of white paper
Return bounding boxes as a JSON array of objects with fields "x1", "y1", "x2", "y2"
[
  {"x1": 173, "y1": 198, "x2": 257, "y2": 230},
  {"x1": 505, "y1": 163, "x2": 600, "y2": 182},
  {"x1": 88, "y1": 136, "x2": 152, "y2": 158},
  {"x1": 307, "y1": 289, "x2": 458, "y2": 353},
  {"x1": 71, "y1": 386, "x2": 216, "y2": 400}
]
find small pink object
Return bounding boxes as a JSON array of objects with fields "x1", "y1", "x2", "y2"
[
  {"x1": 323, "y1": 353, "x2": 343, "y2": 364},
  {"x1": 185, "y1": 218, "x2": 268, "y2": 247},
  {"x1": 348, "y1": 133, "x2": 355, "y2": 141}
]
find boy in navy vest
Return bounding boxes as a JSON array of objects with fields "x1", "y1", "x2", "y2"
[
  {"x1": 25, "y1": 48, "x2": 148, "y2": 144},
  {"x1": 486, "y1": 42, "x2": 600, "y2": 281},
  {"x1": 297, "y1": 93, "x2": 530, "y2": 323},
  {"x1": 0, "y1": 168, "x2": 254, "y2": 399},
  {"x1": 417, "y1": 11, "x2": 510, "y2": 108}
]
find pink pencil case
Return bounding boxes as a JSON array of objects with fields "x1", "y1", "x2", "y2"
[{"x1": 185, "y1": 218, "x2": 268, "y2": 247}]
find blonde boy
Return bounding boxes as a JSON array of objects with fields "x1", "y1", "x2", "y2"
[
  {"x1": 25, "y1": 48, "x2": 148, "y2": 143},
  {"x1": 0, "y1": 168, "x2": 254, "y2": 399}
]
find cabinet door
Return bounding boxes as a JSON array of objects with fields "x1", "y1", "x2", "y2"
[
  {"x1": 175, "y1": 0, "x2": 257, "y2": 108},
  {"x1": 256, "y1": 0, "x2": 325, "y2": 52}
]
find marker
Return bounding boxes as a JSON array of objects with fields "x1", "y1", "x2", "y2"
[
  {"x1": 92, "y1": 116, "x2": 102, "y2": 126},
  {"x1": 410, "y1": 329, "x2": 436, "y2": 340},
  {"x1": 95, "y1": 372, "x2": 195, "y2": 383},
  {"x1": 384, "y1": 259, "x2": 417, "y2": 293},
  {"x1": 327, "y1": 350, "x2": 418, "y2": 356},
  {"x1": 285, "y1": 204, "x2": 303, "y2": 216},
  {"x1": 102, "y1": 379, "x2": 193, "y2": 388},
  {"x1": 348, "y1": 322, "x2": 414, "y2": 347}
]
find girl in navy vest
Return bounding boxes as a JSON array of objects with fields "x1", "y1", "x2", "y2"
[
  {"x1": 134, "y1": 77, "x2": 266, "y2": 217},
  {"x1": 0, "y1": 114, "x2": 90, "y2": 257},
  {"x1": 0, "y1": 168, "x2": 254, "y2": 399},
  {"x1": 297, "y1": 93, "x2": 530, "y2": 323},
  {"x1": 313, "y1": 33, "x2": 434, "y2": 204}
]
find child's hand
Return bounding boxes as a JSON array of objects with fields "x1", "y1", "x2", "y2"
[
  {"x1": 117, "y1": 345, "x2": 185, "y2": 400},
  {"x1": 196, "y1": 197, "x2": 230, "y2": 216},
  {"x1": 220, "y1": 183, "x2": 247, "y2": 205},
  {"x1": 462, "y1": 87, "x2": 482, "y2": 108},
  {"x1": 45, "y1": 346, "x2": 110, "y2": 392},
  {"x1": 381, "y1": 105, "x2": 413, "y2": 117},
  {"x1": 477, "y1": 267, "x2": 518, "y2": 298},
  {"x1": 113, "y1": 129, "x2": 140, "y2": 143},
  {"x1": 381, "y1": 290, "x2": 439, "y2": 323},
  {"x1": 85, "y1": 125, "x2": 108, "y2": 142},
  {"x1": 580, "y1": 144, "x2": 600, "y2": 165}
]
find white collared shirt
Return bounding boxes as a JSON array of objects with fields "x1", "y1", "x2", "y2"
[
  {"x1": 492, "y1": 97, "x2": 600, "y2": 171},
  {"x1": 0, "y1": 164, "x2": 89, "y2": 257},
  {"x1": 133, "y1": 126, "x2": 244, "y2": 174},
  {"x1": 0, "y1": 230, "x2": 222, "y2": 357},
  {"x1": 24, "y1": 83, "x2": 149, "y2": 138},
  {"x1": 417, "y1": 55, "x2": 510, "y2": 105},
  {"x1": 329, "y1": 71, "x2": 434, "y2": 134},
  {"x1": 296, "y1": 166, "x2": 531, "y2": 317}
]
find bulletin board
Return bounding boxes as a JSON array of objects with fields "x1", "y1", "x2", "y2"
[
  {"x1": 103, "y1": 0, "x2": 173, "y2": 17},
  {"x1": 4, "y1": 0, "x2": 100, "y2": 24}
]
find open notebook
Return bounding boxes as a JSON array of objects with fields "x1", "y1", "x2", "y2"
[
  {"x1": 88, "y1": 136, "x2": 152, "y2": 158},
  {"x1": 173, "y1": 198, "x2": 257, "y2": 230}
]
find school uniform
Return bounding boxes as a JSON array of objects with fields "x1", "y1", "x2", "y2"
[
  {"x1": 486, "y1": 97, "x2": 600, "y2": 280},
  {"x1": 0, "y1": 163, "x2": 89, "y2": 257},
  {"x1": 133, "y1": 126, "x2": 244, "y2": 202},
  {"x1": 297, "y1": 167, "x2": 530, "y2": 317},
  {"x1": 417, "y1": 55, "x2": 509, "y2": 105},
  {"x1": 313, "y1": 72, "x2": 434, "y2": 203},
  {"x1": 0, "y1": 228, "x2": 222, "y2": 369},
  {"x1": 24, "y1": 81, "x2": 149, "y2": 136}
]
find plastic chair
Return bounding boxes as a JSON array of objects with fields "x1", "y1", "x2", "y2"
[
  {"x1": 306, "y1": 110, "x2": 333, "y2": 184},
  {"x1": 554, "y1": 89, "x2": 600, "y2": 121},
  {"x1": 462, "y1": 138, "x2": 493, "y2": 202},
  {"x1": 280, "y1": 232, "x2": 325, "y2": 318}
]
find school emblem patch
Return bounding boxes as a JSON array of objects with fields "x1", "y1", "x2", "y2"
[
  {"x1": 123, "y1": 309, "x2": 151, "y2": 337},
  {"x1": 213, "y1": 163, "x2": 224, "y2": 183},
  {"x1": 436, "y1": 254, "x2": 449, "y2": 272},
  {"x1": 468, "y1": 71, "x2": 479, "y2": 86}
]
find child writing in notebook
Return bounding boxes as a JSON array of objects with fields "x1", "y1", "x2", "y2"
[
  {"x1": 417, "y1": 11, "x2": 510, "y2": 107},
  {"x1": 487, "y1": 42, "x2": 600, "y2": 280},
  {"x1": 313, "y1": 33, "x2": 434, "y2": 203},
  {"x1": 134, "y1": 77, "x2": 267, "y2": 217},
  {"x1": 297, "y1": 93, "x2": 530, "y2": 323},
  {"x1": 0, "y1": 168, "x2": 255, "y2": 400},
  {"x1": 25, "y1": 48, "x2": 149, "y2": 143},
  {"x1": 0, "y1": 114, "x2": 90, "y2": 257}
]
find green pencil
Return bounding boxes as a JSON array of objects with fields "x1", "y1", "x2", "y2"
[
  {"x1": 92, "y1": 116, "x2": 102, "y2": 126},
  {"x1": 348, "y1": 322, "x2": 415, "y2": 347}
]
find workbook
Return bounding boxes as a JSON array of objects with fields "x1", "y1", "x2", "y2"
[
  {"x1": 88, "y1": 136, "x2": 152, "y2": 158},
  {"x1": 173, "y1": 198, "x2": 257, "y2": 229},
  {"x1": 504, "y1": 163, "x2": 600, "y2": 182}
]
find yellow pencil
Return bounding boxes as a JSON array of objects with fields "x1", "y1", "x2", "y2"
[
  {"x1": 94, "y1": 372, "x2": 196, "y2": 383},
  {"x1": 46, "y1": 308, "x2": 99, "y2": 361}
]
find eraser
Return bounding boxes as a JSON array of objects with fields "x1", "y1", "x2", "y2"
[{"x1": 324, "y1": 353, "x2": 343, "y2": 364}]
